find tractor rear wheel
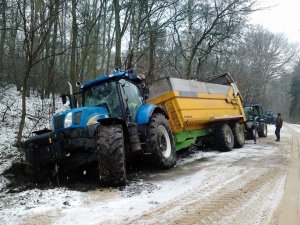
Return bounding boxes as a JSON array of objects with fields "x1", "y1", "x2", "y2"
[
  {"x1": 96, "y1": 124, "x2": 126, "y2": 186},
  {"x1": 214, "y1": 124, "x2": 234, "y2": 151},
  {"x1": 146, "y1": 113, "x2": 176, "y2": 169},
  {"x1": 231, "y1": 123, "x2": 245, "y2": 148},
  {"x1": 258, "y1": 123, "x2": 268, "y2": 137}
]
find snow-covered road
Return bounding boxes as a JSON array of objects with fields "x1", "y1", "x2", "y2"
[{"x1": 1, "y1": 123, "x2": 298, "y2": 225}]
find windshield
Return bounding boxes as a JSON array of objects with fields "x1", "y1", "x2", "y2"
[
  {"x1": 243, "y1": 107, "x2": 252, "y2": 116},
  {"x1": 265, "y1": 111, "x2": 273, "y2": 116},
  {"x1": 83, "y1": 81, "x2": 122, "y2": 118}
]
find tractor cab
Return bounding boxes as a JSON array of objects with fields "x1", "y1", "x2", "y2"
[
  {"x1": 54, "y1": 70, "x2": 148, "y2": 131},
  {"x1": 82, "y1": 76, "x2": 144, "y2": 122}
]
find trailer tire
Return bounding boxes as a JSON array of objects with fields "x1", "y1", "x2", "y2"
[
  {"x1": 231, "y1": 123, "x2": 245, "y2": 148},
  {"x1": 146, "y1": 113, "x2": 176, "y2": 169},
  {"x1": 258, "y1": 123, "x2": 267, "y2": 137},
  {"x1": 214, "y1": 124, "x2": 234, "y2": 151},
  {"x1": 96, "y1": 124, "x2": 126, "y2": 186}
]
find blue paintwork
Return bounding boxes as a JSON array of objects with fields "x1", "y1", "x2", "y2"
[
  {"x1": 81, "y1": 70, "x2": 139, "y2": 89},
  {"x1": 136, "y1": 104, "x2": 157, "y2": 125},
  {"x1": 54, "y1": 70, "x2": 156, "y2": 130},
  {"x1": 53, "y1": 106, "x2": 109, "y2": 131}
]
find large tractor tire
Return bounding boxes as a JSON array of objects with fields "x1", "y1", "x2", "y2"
[
  {"x1": 214, "y1": 124, "x2": 235, "y2": 151},
  {"x1": 146, "y1": 113, "x2": 176, "y2": 169},
  {"x1": 258, "y1": 123, "x2": 267, "y2": 137},
  {"x1": 25, "y1": 163, "x2": 51, "y2": 183},
  {"x1": 231, "y1": 122, "x2": 245, "y2": 148},
  {"x1": 96, "y1": 124, "x2": 126, "y2": 186}
]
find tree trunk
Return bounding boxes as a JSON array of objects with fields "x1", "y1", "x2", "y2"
[
  {"x1": 49, "y1": 0, "x2": 59, "y2": 113},
  {"x1": 131, "y1": 0, "x2": 140, "y2": 69},
  {"x1": 0, "y1": 0, "x2": 7, "y2": 84},
  {"x1": 148, "y1": 26, "x2": 157, "y2": 81},
  {"x1": 70, "y1": 0, "x2": 78, "y2": 87},
  {"x1": 113, "y1": 0, "x2": 122, "y2": 68},
  {"x1": 185, "y1": 0, "x2": 193, "y2": 79},
  {"x1": 17, "y1": 62, "x2": 31, "y2": 143}
]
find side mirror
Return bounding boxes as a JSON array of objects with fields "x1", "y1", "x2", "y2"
[{"x1": 61, "y1": 94, "x2": 67, "y2": 104}]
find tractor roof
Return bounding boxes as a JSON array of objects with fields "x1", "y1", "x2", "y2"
[{"x1": 81, "y1": 70, "x2": 142, "y2": 89}]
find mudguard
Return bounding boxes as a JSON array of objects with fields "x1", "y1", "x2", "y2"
[{"x1": 136, "y1": 104, "x2": 168, "y2": 125}]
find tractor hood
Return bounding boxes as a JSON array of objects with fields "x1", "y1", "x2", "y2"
[{"x1": 53, "y1": 106, "x2": 109, "y2": 131}]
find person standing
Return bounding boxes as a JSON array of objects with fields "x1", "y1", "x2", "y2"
[{"x1": 275, "y1": 113, "x2": 283, "y2": 142}]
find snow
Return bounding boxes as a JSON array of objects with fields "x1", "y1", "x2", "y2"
[
  {"x1": 1, "y1": 128, "x2": 286, "y2": 225},
  {"x1": 0, "y1": 85, "x2": 64, "y2": 191},
  {"x1": 286, "y1": 123, "x2": 300, "y2": 133}
]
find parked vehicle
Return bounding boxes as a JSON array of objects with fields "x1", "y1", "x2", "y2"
[
  {"x1": 243, "y1": 104, "x2": 268, "y2": 138},
  {"x1": 24, "y1": 71, "x2": 246, "y2": 185},
  {"x1": 263, "y1": 110, "x2": 276, "y2": 124}
]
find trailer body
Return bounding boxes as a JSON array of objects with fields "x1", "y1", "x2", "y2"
[{"x1": 147, "y1": 77, "x2": 246, "y2": 150}]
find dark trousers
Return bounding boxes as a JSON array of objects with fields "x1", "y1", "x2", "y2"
[
  {"x1": 275, "y1": 127, "x2": 281, "y2": 140},
  {"x1": 247, "y1": 128, "x2": 256, "y2": 142}
]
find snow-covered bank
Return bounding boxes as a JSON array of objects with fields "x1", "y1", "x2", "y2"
[{"x1": 0, "y1": 85, "x2": 63, "y2": 191}]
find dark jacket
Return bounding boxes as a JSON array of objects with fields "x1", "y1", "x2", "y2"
[{"x1": 275, "y1": 116, "x2": 283, "y2": 128}]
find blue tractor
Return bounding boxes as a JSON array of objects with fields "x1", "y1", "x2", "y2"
[
  {"x1": 243, "y1": 104, "x2": 268, "y2": 138},
  {"x1": 24, "y1": 70, "x2": 176, "y2": 185}
]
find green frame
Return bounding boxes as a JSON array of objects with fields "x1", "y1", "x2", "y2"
[{"x1": 174, "y1": 129, "x2": 210, "y2": 151}]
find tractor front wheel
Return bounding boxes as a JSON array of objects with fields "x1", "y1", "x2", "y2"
[
  {"x1": 96, "y1": 124, "x2": 126, "y2": 186},
  {"x1": 258, "y1": 123, "x2": 268, "y2": 137}
]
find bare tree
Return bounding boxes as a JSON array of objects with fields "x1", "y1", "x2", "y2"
[
  {"x1": 172, "y1": 0, "x2": 256, "y2": 79},
  {"x1": 0, "y1": 0, "x2": 7, "y2": 84},
  {"x1": 16, "y1": 0, "x2": 55, "y2": 143},
  {"x1": 70, "y1": 0, "x2": 78, "y2": 87}
]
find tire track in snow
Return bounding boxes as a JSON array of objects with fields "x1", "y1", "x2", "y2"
[{"x1": 122, "y1": 167, "x2": 285, "y2": 225}]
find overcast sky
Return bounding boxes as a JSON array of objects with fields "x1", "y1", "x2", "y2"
[{"x1": 250, "y1": 0, "x2": 300, "y2": 43}]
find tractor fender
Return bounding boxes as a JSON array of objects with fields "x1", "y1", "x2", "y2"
[{"x1": 136, "y1": 104, "x2": 169, "y2": 125}]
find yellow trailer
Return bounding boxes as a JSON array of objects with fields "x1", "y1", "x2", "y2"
[{"x1": 147, "y1": 74, "x2": 246, "y2": 151}]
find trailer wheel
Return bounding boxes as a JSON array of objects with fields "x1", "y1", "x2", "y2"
[
  {"x1": 146, "y1": 113, "x2": 176, "y2": 169},
  {"x1": 231, "y1": 123, "x2": 245, "y2": 148},
  {"x1": 214, "y1": 124, "x2": 234, "y2": 151},
  {"x1": 96, "y1": 124, "x2": 126, "y2": 186},
  {"x1": 258, "y1": 123, "x2": 267, "y2": 137}
]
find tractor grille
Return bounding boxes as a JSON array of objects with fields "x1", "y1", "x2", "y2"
[
  {"x1": 54, "y1": 115, "x2": 64, "y2": 129},
  {"x1": 74, "y1": 112, "x2": 82, "y2": 125}
]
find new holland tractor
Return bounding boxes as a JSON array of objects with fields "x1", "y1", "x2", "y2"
[
  {"x1": 25, "y1": 71, "x2": 246, "y2": 185},
  {"x1": 25, "y1": 70, "x2": 176, "y2": 185}
]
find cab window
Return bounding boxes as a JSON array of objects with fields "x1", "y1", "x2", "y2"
[{"x1": 119, "y1": 79, "x2": 143, "y2": 122}]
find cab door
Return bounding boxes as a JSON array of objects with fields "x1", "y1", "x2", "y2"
[{"x1": 119, "y1": 79, "x2": 143, "y2": 122}]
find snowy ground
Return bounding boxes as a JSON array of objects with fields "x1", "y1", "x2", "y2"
[
  {"x1": 0, "y1": 86, "x2": 64, "y2": 191},
  {"x1": 0, "y1": 122, "x2": 293, "y2": 225}
]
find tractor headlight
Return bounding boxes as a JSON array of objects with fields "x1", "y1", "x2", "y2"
[{"x1": 64, "y1": 112, "x2": 73, "y2": 128}]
